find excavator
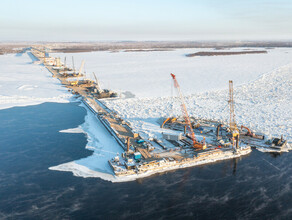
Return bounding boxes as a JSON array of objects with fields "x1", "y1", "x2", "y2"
[
  {"x1": 170, "y1": 73, "x2": 206, "y2": 150},
  {"x1": 240, "y1": 125, "x2": 265, "y2": 139},
  {"x1": 161, "y1": 117, "x2": 177, "y2": 128}
]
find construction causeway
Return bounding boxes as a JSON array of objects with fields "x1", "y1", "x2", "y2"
[{"x1": 29, "y1": 47, "x2": 149, "y2": 153}]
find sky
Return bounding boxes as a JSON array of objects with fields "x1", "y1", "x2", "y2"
[{"x1": 0, "y1": 0, "x2": 292, "y2": 41}]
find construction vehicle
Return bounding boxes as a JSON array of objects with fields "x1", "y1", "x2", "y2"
[
  {"x1": 87, "y1": 72, "x2": 118, "y2": 98},
  {"x1": 269, "y1": 135, "x2": 287, "y2": 150},
  {"x1": 69, "y1": 60, "x2": 85, "y2": 86},
  {"x1": 161, "y1": 117, "x2": 177, "y2": 128},
  {"x1": 60, "y1": 70, "x2": 84, "y2": 78},
  {"x1": 59, "y1": 57, "x2": 83, "y2": 78},
  {"x1": 63, "y1": 57, "x2": 73, "y2": 71},
  {"x1": 54, "y1": 57, "x2": 73, "y2": 72},
  {"x1": 170, "y1": 73, "x2": 206, "y2": 150},
  {"x1": 93, "y1": 72, "x2": 103, "y2": 94},
  {"x1": 52, "y1": 57, "x2": 64, "y2": 70},
  {"x1": 240, "y1": 125, "x2": 265, "y2": 139}
]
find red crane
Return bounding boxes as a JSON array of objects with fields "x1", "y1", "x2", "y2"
[{"x1": 170, "y1": 73, "x2": 204, "y2": 149}]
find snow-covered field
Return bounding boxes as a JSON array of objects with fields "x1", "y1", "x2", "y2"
[
  {"x1": 0, "y1": 53, "x2": 71, "y2": 109},
  {"x1": 52, "y1": 48, "x2": 292, "y2": 98},
  {"x1": 1, "y1": 48, "x2": 292, "y2": 182}
]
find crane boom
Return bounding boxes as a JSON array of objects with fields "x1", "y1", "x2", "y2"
[
  {"x1": 228, "y1": 80, "x2": 235, "y2": 130},
  {"x1": 93, "y1": 72, "x2": 98, "y2": 83},
  {"x1": 72, "y1": 56, "x2": 75, "y2": 73},
  {"x1": 70, "y1": 60, "x2": 84, "y2": 86},
  {"x1": 93, "y1": 72, "x2": 103, "y2": 93},
  {"x1": 78, "y1": 60, "x2": 85, "y2": 76},
  {"x1": 63, "y1": 57, "x2": 67, "y2": 75},
  {"x1": 170, "y1": 73, "x2": 204, "y2": 149}
]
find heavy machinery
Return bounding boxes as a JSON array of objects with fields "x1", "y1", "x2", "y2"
[
  {"x1": 216, "y1": 124, "x2": 223, "y2": 139},
  {"x1": 69, "y1": 60, "x2": 85, "y2": 86},
  {"x1": 93, "y1": 72, "x2": 103, "y2": 94},
  {"x1": 60, "y1": 57, "x2": 83, "y2": 78},
  {"x1": 228, "y1": 80, "x2": 240, "y2": 148},
  {"x1": 161, "y1": 117, "x2": 177, "y2": 128},
  {"x1": 87, "y1": 72, "x2": 118, "y2": 98},
  {"x1": 228, "y1": 80, "x2": 238, "y2": 132},
  {"x1": 52, "y1": 57, "x2": 64, "y2": 70},
  {"x1": 240, "y1": 125, "x2": 265, "y2": 139},
  {"x1": 269, "y1": 135, "x2": 287, "y2": 150},
  {"x1": 170, "y1": 73, "x2": 206, "y2": 150},
  {"x1": 55, "y1": 57, "x2": 72, "y2": 72}
]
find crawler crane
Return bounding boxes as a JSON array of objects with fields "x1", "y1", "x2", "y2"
[
  {"x1": 170, "y1": 73, "x2": 206, "y2": 150},
  {"x1": 70, "y1": 60, "x2": 85, "y2": 86}
]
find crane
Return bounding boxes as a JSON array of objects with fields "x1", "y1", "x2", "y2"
[
  {"x1": 70, "y1": 60, "x2": 85, "y2": 86},
  {"x1": 55, "y1": 57, "x2": 61, "y2": 67},
  {"x1": 240, "y1": 125, "x2": 252, "y2": 136},
  {"x1": 170, "y1": 73, "x2": 205, "y2": 150},
  {"x1": 72, "y1": 56, "x2": 75, "y2": 73},
  {"x1": 240, "y1": 125, "x2": 265, "y2": 139},
  {"x1": 92, "y1": 72, "x2": 103, "y2": 94},
  {"x1": 43, "y1": 48, "x2": 46, "y2": 64},
  {"x1": 63, "y1": 57, "x2": 67, "y2": 76},
  {"x1": 161, "y1": 117, "x2": 177, "y2": 128},
  {"x1": 228, "y1": 80, "x2": 237, "y2": 132},
  {"x1": 228, "y1": 80, "x2": 240, "y2": 148},
  {"x1": 78, "y1": 60, "x2": 85, "y2": 76}
]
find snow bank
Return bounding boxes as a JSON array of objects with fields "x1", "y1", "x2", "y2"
[
  {"x1": 50, "y1": 103, "x2": 124, "y2": 181},
  {"x1": 0, "y1": 53, "x2": 72, "y2": 110}
]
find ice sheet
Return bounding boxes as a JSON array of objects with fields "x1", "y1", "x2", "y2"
[
  {"x1": 0, "y1": 53, "x2": 72, "y2": 110},
  {"x1": 104, "y1": 63, "x2": 292, "y2": 141},
  {"x1": 52, "y1": 47, "x2": 292, "y2": 98},
  {"x1": 50, "y1": 103, "x2": 124, "y2": 181}
]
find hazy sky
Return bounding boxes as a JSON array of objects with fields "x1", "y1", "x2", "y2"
[{"x1": 1, "y1": 0, "x2": 292, "y2": 41}]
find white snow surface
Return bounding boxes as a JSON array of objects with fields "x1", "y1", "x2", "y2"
[
  {"x1": 0, "y1": 53, "x2": 72, "y2": 110},
  {"x1": 52, "y1": 48, "x2": 292, "y2": 98}
]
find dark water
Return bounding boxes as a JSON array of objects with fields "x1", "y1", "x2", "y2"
[{"x1": 0, "y1": 102, "x2": 291, "y2": 220}]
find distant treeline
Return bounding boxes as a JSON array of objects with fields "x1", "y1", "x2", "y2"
[{"x1": 186, "y1": 50, "x2": 268, "y2": 57}]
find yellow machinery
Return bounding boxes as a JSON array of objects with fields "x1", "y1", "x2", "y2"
[
  {"x1": 70, "y1": 60, "x2": 85, "y2": 86},
  {"x1": 161, "y1": 117, "x2": 177, "y2": 128}
]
